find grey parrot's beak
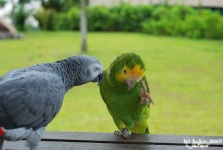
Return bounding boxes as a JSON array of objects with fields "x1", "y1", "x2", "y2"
[
  {"x1": 97, "y1": 72, "x2": 104, "y2": 85},
  {"x1": 92, "y1": 72, "x2": 104, "y2": 85},
  {"x1": 126, "y1": 79, "x2": 137, "y2": 90}
]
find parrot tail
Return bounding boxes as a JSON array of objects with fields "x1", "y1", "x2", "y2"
[
  {"x1": 145, "y1": 126, "x2": 150, "y2": 134},
  {"x1": 0, "y1": 127, "x2": 4, "y2": 136}
]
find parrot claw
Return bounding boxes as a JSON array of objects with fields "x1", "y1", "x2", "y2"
[
  {"x1": 140, "y1": 80, "x2": 155, "y2": 106},
  {"x1": 114, "y1": 128, "x2": 131, "y2": 139},
  {"x1": 114, "y1": 130, "x2": 122, "y2": 136},
  {"x1": 122, "y1": 128, "x2": 131, "y2": 139},
  {"x1": 141, "y1": 98, "x2": 149, "y2": 105}
]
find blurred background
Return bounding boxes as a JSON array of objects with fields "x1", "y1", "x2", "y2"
[{"x1": 0, "y1": 0, "x2": 222, "y2": 136}]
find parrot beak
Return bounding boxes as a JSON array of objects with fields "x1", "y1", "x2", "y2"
[
  {"x1": 126, "y1": 79, "x2": 137, "y2": 90},
  {"x1": 92, "y1": 72, "x2": 104, "y2": 85},
  {"x1": 97, "y1": 72, "x2": 104, "y2": 85}
]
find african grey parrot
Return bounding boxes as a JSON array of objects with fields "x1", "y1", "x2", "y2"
[{"x1": 0, "y1": 55, "x2": 104, "y2": 150}]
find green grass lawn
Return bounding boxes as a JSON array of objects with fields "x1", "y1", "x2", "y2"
[{"x1": 1, "y1": 31, "x2": 223, "y2": 136}]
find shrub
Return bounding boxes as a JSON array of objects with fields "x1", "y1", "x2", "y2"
[
  {"x1": 15, "y1": 6, "x2": 29, "y2": 31},
  {"x1": 53, "y1": 13, "x2": 67, "y2": 30},
  {"x1": 108, "y1": 4, "x2": 155, "y2": 32},
  {"x1": 201, "y1": 10, "x2": 223, "y2": 39},
  {"x1": 87, "y1": 6, "x2": 113, "y2": 31},
  {"x1": 142, "y1": 6, "x2": 223, "y2": 39},
  {"x1": 118, "y1": 4, "x2": 141, "y2": 31},
  {"x1": 183, "y1": 15, "x2": 206, "y2": 38},
  {"x1": 53, "y1": 7, "x2": 80, "y2": 30},
  {"x1": 66, "y1": 7, "x2": 80, "y2": 30},
  {"x1": 183, "y1": 9, "x2": 223, "y2": 39},
  {"x1": 142, "y1": 6, "x2": 182, "y2": 36},
  {"x1": 137, "y1": 5, "x2": 155, "y2": 20},
  {"x1": 34, "y1": 4, "x2": 223, "y2": 39},
  {"x1": 35, "y1": 7, "x2": 56, "y2": 30}
]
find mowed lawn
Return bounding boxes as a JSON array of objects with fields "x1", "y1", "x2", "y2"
[{"x1": 0, "y1": 31, "x2": 222, "y2": 136}]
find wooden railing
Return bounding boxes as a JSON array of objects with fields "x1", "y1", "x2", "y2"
[{"x1": 4, "y1": 132, "x2": 223, "y2": 150}]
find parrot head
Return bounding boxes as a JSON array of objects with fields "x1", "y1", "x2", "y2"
[
  {"x1": 60, "y1": 55, "x2": 104, "y2": 86},
  {"x1": 109, "y1": 53, "x2": 145, "y2": 90}
]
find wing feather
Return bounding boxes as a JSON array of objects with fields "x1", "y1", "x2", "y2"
[{"x1": 0, "y1": 70, "x2": 65, "y2": 130}]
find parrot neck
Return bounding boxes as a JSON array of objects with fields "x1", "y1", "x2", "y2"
[{"x1": 50, "y1": 58, "x2": 84, "y2": 91}]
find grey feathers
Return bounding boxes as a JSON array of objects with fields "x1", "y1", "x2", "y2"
[
  {"x1": 0, "y1": 70, "x2": 65, "y2": 130},
  {"x1": 0, "y1": 55, "x2": 103, "y2": 132}
]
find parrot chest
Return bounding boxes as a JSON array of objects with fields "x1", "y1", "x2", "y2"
[
  {"x1": 100, "y1": 75, "x2": 149, "y2": 128},
  {"x1": 107, "y1": 86, "x2": 148, "y2": 123}
]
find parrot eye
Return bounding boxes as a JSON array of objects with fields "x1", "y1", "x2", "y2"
[{"x1": 124, "y1": 69, "x2": 127, "y2": 74}]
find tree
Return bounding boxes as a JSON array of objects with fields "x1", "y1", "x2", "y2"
[
  {"x1": 80, "y1": 0, "x2": 87, "y2": 52},
  {"x1": 41, "y1": 0, "x2": 63, "y2": 12},
  {"x1": 41, "y1": 0, "x2": 80, "y2": 12},
  {"x1": 0, "y1": 0, "x2": 6, "y2": 7}
]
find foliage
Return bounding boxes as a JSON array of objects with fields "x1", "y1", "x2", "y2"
[
  {"x1": 41, "y1": 0, "x2": 80, "y2": 12},
  {"x1": 183, "y1": 10, "x2": 223, "y2": 39},
  {"x1": 34, "y1": 4, "x2": 223, "y2": 39},
  {"x1": 141, "y1": 5, "x2": 223, "y2": 39},
  {"x1": 35, "y1": 7, "x2": 56, "y2": 30},
  {"x1": 41, "y1": 0, "x2": 64, "y2": 12},
  {"x1": 141, "y1": 5, "x2": 195, "y2": 36},
  {"x1": 53, "y1": 7, "x2": 80, "y2": 30},
  {"x1": 14, "y1": 6, "x2": 29, "y2": 31},
  {"x1": 62, "y1": 0, "x2": 80, "y2": 12},
  {"x1": 87, "y1": 6, "x2": 113, "y2": 31},
  {"x1": 0, "y1": 0, "x2": 6, "y2": 7},
  {"x1": 112, "y1": 4, "x2": 141, "y2": 31}
]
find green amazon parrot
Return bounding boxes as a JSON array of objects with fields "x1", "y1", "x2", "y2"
[{"x1": 99, "y1": 53, "x2": 154, "y2": 138}]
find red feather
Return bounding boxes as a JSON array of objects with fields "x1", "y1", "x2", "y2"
[{"x1": 0, "y1": 127, "x2": 4, "y2": 136}]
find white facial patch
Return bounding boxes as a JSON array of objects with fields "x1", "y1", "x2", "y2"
[{"x1": 88, "y1": 63, "x2": 103, "y2": 80}]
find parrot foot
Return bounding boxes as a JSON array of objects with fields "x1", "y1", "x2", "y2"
[
  {"x1": 140, "y1": 80, "x2": 155, "y2": 106},
  {"x1": 114, "y1": 130, "x2": 122, "y2": 136},
  {"x1": 122, "y1": 128, "x2": 131, "y2": 139},
  {"x1": 141, "y1": 98, "x2": 149, "y2": 105},
  {"x1": 114, "y1": 128, "x2": 131, "y2": 139}
]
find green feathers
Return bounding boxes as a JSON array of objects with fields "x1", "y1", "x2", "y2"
[
  {"x1": 99, "y1": 53, "x2": 151, "y2": 137},
  {"x1": 109, "y1": 53, "x2": 145, "y2": 75}
]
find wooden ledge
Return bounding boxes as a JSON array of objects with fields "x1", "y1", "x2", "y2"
[{"x1": 4, "y1": 132, "x2": 223, "y2": 150}]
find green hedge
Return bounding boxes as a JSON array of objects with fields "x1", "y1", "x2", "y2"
[
  {"x1": 35, "y1": 7, "x2": 55, "y2": 30},
  {"x1": 35, "y1": 4, "x2": 223, "y2": 39},
  {"x1": 142, "y1": 6, "x2": 223, "y2": 39},
  {"x1": 15, "y1": 7, "x2": 29, "y2": 31},
  {"x1": 53, "y1": 7, "x2": 80, "y2": 30}
]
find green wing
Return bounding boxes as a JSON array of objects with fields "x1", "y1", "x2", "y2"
[
  {"x1": 142, "y1": 76, "x2": 150, "y2": 93},
  {"x1": 99, "y1": 70, "x2": 131, "y2": 130},
  {"x1": 99, "y1": 71, "x2": 116, "y2": 120}
]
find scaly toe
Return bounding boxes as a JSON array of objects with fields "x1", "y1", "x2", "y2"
[
  {"x1": 142, "y1": 98, "x2": 149, "y2": 105},
  {"x1": 121, "y1": 128, "x2": 131, "y2": 139},
  {"x1": 114, "y1": 130, "x2": 122, "y2": 136}
]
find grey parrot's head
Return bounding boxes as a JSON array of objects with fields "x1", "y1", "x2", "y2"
[{"x1": 72, "y1": 55, "x2": 104, "y2": 86}]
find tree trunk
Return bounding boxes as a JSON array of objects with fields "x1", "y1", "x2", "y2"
[{"x1": 80, "y1": 0, "x2": 87, "y2": 52}]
